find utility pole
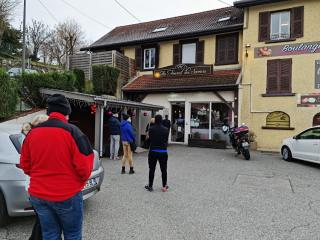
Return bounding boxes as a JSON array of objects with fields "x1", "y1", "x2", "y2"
[{"x1": 22, "y1": 0, "x2": 26, "y2": 72}]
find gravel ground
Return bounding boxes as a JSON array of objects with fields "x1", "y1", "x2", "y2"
[{"x1": 2, "y1": 145, "x2": 320, "y2": 240}]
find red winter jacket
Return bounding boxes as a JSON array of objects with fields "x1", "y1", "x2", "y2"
[{"x1": 20, "y1": 112, "x2": 94, "y2": 202}]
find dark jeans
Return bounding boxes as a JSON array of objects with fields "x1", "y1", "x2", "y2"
[
  {"x1": 148, "y1": 151, "x2": 168, "y2": 187},
  {"x1": 29, "y1": 192, "x2": 83, "y2": 240}
]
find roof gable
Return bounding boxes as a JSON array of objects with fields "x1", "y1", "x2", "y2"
[{"x1": 84, "y1": 7, "x2": 243, "y2": 51}]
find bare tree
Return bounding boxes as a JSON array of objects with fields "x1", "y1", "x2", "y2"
[
  {"x1": 0, "y1": 0, "x2": 19, "y2": 45},
  {"x1": 27, "y1": 19, "x2": 50, "y2": 61},
  {"x1": 56, "y1": 19, "x2": 84, "y2": 56},
  {"x1": 46, "y1": 30, "x2": 65, "y2": 66}
]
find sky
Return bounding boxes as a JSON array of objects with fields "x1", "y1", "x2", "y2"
[{"x1": 13, "y1": 0, "x2": 235, "y2": 45}]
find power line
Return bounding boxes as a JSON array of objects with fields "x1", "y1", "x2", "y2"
[
  {"x1": 59, "y1": 0, "x2": 111, "y2": 29},
  {"x1": 37, "y1": 0, "x2": 59, "y2": 23},
  {"x1": 113, "y1": 0, "x2": 141, "y2": 23},
  {"x1": 216, "y1": 0, "x2": 232, "y2": 6}
]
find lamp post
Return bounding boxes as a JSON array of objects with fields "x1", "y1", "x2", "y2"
[{"x1": 22, "y1": 0, "x2": 26, "y2": 72}]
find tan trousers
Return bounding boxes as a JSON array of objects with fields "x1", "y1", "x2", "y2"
[{"x1": 122, "y1": 141, "x2": 133, "y2": 167}]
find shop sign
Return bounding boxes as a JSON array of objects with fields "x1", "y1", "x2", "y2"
[
  {"x1": 316, "y1": 60, "x2": 320, "y2": 89},
  {"x1": 266, "y1": 111, "x2": 290, "y2": 128},
  {"x1": 154, "y1": 64, "x2": 213, "y2": 78},
  {"x1": 255, "y1": 41, "x2": 320, "y2": 58},
  {"x1": 297, "y1": 93, "x2": 320, "y2": 107}
]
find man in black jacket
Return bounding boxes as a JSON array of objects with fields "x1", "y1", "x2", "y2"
[
  {"x1": 108, "y1": 112, "x2": 121, "y2": 160},
  {"x1": 145, "y1": 115, "x2": 170, "y2": 192}
]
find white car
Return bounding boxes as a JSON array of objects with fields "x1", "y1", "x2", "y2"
[{"x1": 281, "y1": 126, "x2": 320, "y2": 163}]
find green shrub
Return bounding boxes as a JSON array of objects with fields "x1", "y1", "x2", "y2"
[
  {"x1": 92, "y1": 65, "x2": 120, "y2": 96},
  {"x1": 73, "y1": 69, "x2": 85, "y2": 92},
  {"x1": 0, "y1": 69, "x2": 18, "y2": 119},
  {"x1": 18, "y1": 71, "x2": 75, "y2": 106}
]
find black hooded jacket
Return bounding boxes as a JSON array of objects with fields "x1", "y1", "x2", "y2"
[{"x1": 148, "y1": 123, "x2": 169, "y2": 151}]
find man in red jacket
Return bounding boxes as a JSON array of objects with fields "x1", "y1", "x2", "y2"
[{"x1": 20, "y1": 94, "x2": 94, "y2": 240}]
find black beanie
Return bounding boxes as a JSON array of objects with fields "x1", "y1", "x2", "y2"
[{"x1": 47, "y1": 94, "x2": 72, "y2": 115}]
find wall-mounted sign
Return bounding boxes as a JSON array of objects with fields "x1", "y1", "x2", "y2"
[
  {"x1": 154, "y1": 64, "x2": 213, "y2": 78},
  {"x1": 297, "y1": 93, "x2": 320, "y2": 107},
  {"x1": 266, "y1": 111, "x2": 290, "y2": 128},
  {"x1": 255, "y1": 41, "x2": 320, "y2": 58},
  {"x1": 316, "y1": 60, "x2": 320, "y2": 89}
]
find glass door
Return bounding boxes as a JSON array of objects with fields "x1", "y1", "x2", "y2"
[
  {"x1": 171, "y1": 102, "x2": 185, "y2": 142},
  {"x1": 190, "y1": 103, "x2": 210, "y2": 140}
]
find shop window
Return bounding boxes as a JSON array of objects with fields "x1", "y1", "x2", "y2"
[
  {"x1": 313, "y1": 113, "x2": 320, "y2": 126},
  {"x1": 181, "y1": 43, "x2": 196, "y2": 64},
  {"x1": 266, "y1": 59, "x2": 292, "y2": 95},
  {"x1": 190, "y1": 103, "x2": 210, "y2": 139},
  {"x1": 264, "y1": 111, "x2": 291, "y2": 129},
  {"x1": 215, "y1": 33, "x2": 238, "y2": 65},
  {"x1": 259, "y1": 7, "x2": 304, "y2": 42},
  {"x1": 143, "y1": 48, "x2": 156, "y2": 70}
]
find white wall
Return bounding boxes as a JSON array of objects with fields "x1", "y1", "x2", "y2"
[{"x1": 142, "y1": 91, "x2": 235, "y2": 143}]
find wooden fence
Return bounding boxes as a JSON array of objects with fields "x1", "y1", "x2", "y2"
[{"x1": 69, "y1": 51, "x2": 136, "y2": 88}]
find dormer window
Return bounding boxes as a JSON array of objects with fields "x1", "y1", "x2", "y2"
[
  {"x1": 152, "y1": 27, "x2": 168, "y2": 33},
  {"x1": 144, "y1": 48, "x2": 156, "y2": 70},
  {"x1": 270, "y1": 11, "x2": 290, "y2": 40},
  {"x1": 218, "y1": 16, "x2": 231, "y2": 22}
]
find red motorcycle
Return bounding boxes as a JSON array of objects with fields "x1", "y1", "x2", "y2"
[{"x1": 229, "y1": 125, "x2": 250, "y2": 160}]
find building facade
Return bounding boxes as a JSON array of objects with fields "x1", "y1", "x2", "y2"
[
  {"x1": 235, "y1": 0, "x2": 320, "y2": 150},
  {"x1": 82, "y1": 7, "x2": 245, "y2": 144}
]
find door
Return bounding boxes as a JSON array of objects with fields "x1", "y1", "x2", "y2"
[
  {"x1": 292, "y1": 127, "x2": 320, "y2": 162},
  {"x1": 171, "y1": 102, "x2": 185, "y2": 143}
]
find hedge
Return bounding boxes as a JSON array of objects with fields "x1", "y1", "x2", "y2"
[
  {"x1": 18, "y1": 71, "x2": 75, "y2": 106},
  {"x1": 73, "y1": 68, "x2": 85, "y2": 92},
  {"x1": 0, "y1": 69, "x2": 18, "y2": 119},
  {"x1": 92, "y1": 65, "x2": 120, "y2": 96}
]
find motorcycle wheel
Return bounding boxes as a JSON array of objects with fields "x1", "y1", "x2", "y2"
[{"x1": 243, "y1": 149, "x2": 250, "y2": 160}]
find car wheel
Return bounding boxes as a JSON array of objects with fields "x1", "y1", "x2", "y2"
[
  {"x1": 282, "y1": 146, "x2": 292, "y2": 161},
  {"x1": 0, "y1": 191, "x2": 9, "y2": 227}
]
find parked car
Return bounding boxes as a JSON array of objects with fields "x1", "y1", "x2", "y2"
[
  {"x1": 7, "y1": 68, "x2": 38, "y2": 77},
  {"x1": 0, "y1": 123, "x2": 104, "y2": 227},
  {"x1": 281, "y1": 126, "x2": 320, "y2": 163}
]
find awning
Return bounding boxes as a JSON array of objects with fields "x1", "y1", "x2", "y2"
[
  {"x1": 40, "y1": 89, "x2": 164, "y2": 111},
  {"x1": 123, "y1": 69, "x2": 241, "y2": 93}
]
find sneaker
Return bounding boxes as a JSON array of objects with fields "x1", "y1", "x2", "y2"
[
  {"x1": 145, "y1": 185, "x2": 153, "y2": 192},
  {"x1": 162, "y1": 186, "x2": 169, "y2": 192},
  {"x1": 114, "y1": 157, "x2": 120, "y2": 160}
]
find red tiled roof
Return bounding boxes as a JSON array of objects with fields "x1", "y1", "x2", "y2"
[
  {"x1": 83, "y1": 7, "x2": 243, "y2": 51},
  {"x1": 123, "y1": 70, "x2": 240, "y2": 93}
]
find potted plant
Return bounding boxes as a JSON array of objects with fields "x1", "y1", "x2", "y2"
[{"x1": 249, "y1": 131, "x2": 257, "y2": 150}]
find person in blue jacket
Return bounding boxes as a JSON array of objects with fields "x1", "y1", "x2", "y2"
[{"x1": 120, "y1": 113, "x2": 135, "y2": 174}]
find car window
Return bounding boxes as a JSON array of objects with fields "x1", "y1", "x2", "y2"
[
  {"x1": 9, "y1": 134, "x2": 25, "y2": 154},
  {"x1": 299, "y1": 128, "x2": 320, "y2": 140}
]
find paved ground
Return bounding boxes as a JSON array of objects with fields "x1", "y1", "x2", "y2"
[{"x1": 2, "y1": 145, "x2": 320, "y2": 240}]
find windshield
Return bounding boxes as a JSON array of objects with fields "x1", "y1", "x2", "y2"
[{"x1": 9, "y1": 134, "x2": 25, "y2": 154}]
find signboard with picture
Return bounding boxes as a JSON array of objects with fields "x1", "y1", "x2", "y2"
[
  {"x1": 298, "y1": 93, "x2": 320, "y2": 107},
  {"x1": 255, "y1": 41, "x2": 320, "y2": 58}
]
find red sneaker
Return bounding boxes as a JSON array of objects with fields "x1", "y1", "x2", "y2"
[{"x1": 162, "y1": 186, "x2": 169, "y2": 192}]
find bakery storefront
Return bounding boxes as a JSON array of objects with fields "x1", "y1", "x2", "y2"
[{"x1": 123, "y1": 64, "x2": 241, "y2": 145}]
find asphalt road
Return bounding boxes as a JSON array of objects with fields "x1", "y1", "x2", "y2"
[{"x1": 2, "y1": 146, "x2": 320, "y2": 240}]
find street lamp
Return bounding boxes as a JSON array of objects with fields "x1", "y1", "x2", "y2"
[{"x1": 22, "y1": 0, "x2": 26, "y2": 72}]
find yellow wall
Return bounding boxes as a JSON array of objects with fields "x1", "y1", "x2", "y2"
[
  {"x1": 240, "y1": 0, "x2": 320, "y2": 151},
  {"x1": 122, "y1": 32, "x2": 243, "y2": 74}
]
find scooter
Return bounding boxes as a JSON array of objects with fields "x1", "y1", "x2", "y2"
[{"x1": 229, "y1": 125, "x2": 251, "y2": 160}]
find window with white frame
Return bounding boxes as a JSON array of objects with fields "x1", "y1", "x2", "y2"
[
  {"x1": 144, "y1": 48, "x2": 156, "y2": 69},
  {"x1": 181, "y1": 43, "x2": 196, "y2": 64},
  {"x1": 270, "y1": 11, "x2": 291, "y2": 40}
]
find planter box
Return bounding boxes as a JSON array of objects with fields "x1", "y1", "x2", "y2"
[{"x1": 188, "y1": 138, "x2": 227, "y2": 149}]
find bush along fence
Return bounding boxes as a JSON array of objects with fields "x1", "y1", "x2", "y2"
[
  {"x1": 92, "y1": 65, "x2": 120, "y2": 96},
  {"x1": 0, "y1": 69, "x2": 18, "y2": 119},
  {"x1": 73, "y1": 68, "x2": 85, "y2": 92},
  {"x1": 17, "y1": 71, "x2": 76, "y2": 106}
]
